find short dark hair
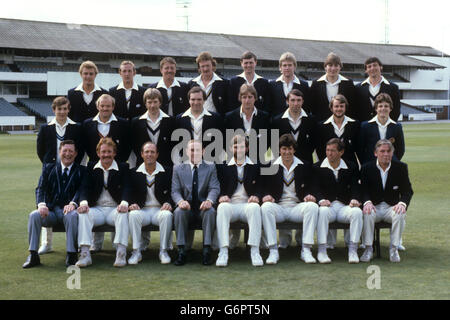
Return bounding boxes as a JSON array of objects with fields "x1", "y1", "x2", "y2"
[
  {"x1": 240, "y1": 51, "x2": 257, "y2": 62},
  {"x1": 59, "y1": 139, "x2": 77, "y2": 151},
  {"x1": 279, "y1": 134, "x2": 297, "y2": 151},
  {"x1": 231, "y1": 134, "x2": 249, "y2": 149},
  {"x1": 286, "y1": 88, "x2": 304, "y2": 101},
  {"x1": 187, "y1": 86, "x2": 207, "y2": 100},
  {"x1": 52, "y1": 96, "x2": 70, "y2": 110},
  {"x1": 364, "y1": 57, "x2": 383, "y2": 69},
  {"x1": 374, "y1": 93, "x2": 393, "y2": 110},
  {"x1": 326, "y1": 138, "x2": 345, "y2": 152}
]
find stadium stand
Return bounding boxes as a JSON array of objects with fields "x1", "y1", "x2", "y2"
[
  {"x1": 17, "y1": 98, "x2": 53, "y2": 120},
  {"x1": 0, "y1": 64, "x2": 10, "y2": 72},
  {"x1": 0, "y1": 98, "x2": 27, "y2": 116},
  {"x1": 0, "y1": 98, "x2": 35, "y2": 131},
  {"x1": 15, "y1": 61, "x2": 116, "y2": 74}
]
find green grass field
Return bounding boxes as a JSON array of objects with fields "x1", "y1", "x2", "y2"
[{"x1": 0, "y1": 123, "x2": 449, "y2": 300}]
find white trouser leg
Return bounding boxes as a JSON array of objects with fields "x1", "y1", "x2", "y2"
[
  {"x1": 151, "y1": 209, "x2": 173, "y2": 251},
  {"x1": 129, "y1": 209, "x2": 153, "y2": 250},
  {"x1": 317, "y1": 204, "x2": 337, "y2": 245},
  {"x1": 78, "y1": 206, "x2": 107, "y2": 247},
  {"x1": 239, "y1": 202, "x2": 262, "y2": 247},
  {"x1": 287, "y1": 202, "x2": 319, "y2": 245},
  {"x1": 261, "y1": 202, "x2": 287, "y2": 247},
  {"x1": 106, "y1": 208, "x2": 129, "y2": 247},
  {"x1": 381, "y1": 206, "x2": 406, "y2": 248},
  {"x1": 337, "y1": 205, "x2": 363, "y2": 244},
  {"x1": 216, "y1": 203, "x2": 236, "y2": 248}
]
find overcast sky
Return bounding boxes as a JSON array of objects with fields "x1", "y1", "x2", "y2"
[{"x1": 2, "y1": 0, "x2": 450, "y2": 55}]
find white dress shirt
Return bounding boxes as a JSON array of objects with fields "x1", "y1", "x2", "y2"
[
  {"x1": 139, "y1": 110, "x2": 170, "y2": 143},
  {"x1": 281, "y1": 108, "x2": 308, "y2": 140},
  {"x1": 228, "y1": 156, "x2": 254, "y2": 203},
  {"x1": 75, "y1": 83, "x2": 102, "y2": 105},
  {"x1": 117, "y1": 81, "x2": 139, "y2": 110},
  {"x1": 320, "y1": 157, "x2": 348, "y2": 180},
  {"x1": 48, "y1": 117, "x2": 77, "y2": 160},
  {"x1": 136, "y1": 162, "x2": 165, "y2": 207},
  {"x1": 192, "y1": 73, "x2": 223, "y2": 113},
  {"x1": 317, "y1": 74, "x2": 348, "y2": 102},
  {"x1": 237, "y1": 72, "x2": 262, "y2": 85},
  {"x1": 93, "y1": 113, "x2": 118, "y2": 138},
  {"x1": 182, "y1": 108, "x2": 212, "y2": 140},
  {"x1": 157, "y1": 78, "x2": 180, "y2": 116},
  {"x1": 368, "y1": 116, "x2": 396, "y2": 140},
  {"x1": 240, "y1": 106, "x2": 258, "y2": 133},
  {"x1": 276, "y1": 75, "x2": 301, "y2": 97},
  {"x1": 274, "y1": 156, "x2": 303, "y2": 206},
  {"x1": 323, "y1": 115, "x2": 355, "y2": 137},
  {"x1": 361, "y1": 76, "x2": 390, "y2": 106}
]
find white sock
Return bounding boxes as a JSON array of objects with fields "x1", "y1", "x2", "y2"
[{"x1": 318, "y1": 244, "x2": 327, "y2": 253}]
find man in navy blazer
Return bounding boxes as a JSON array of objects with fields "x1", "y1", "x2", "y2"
[
  {"x1": 148, "y1": 57, "x2": 190, "y2": 117},
  {"x1": 187, "y1": 51, "x2": 229, "y2": 117},
  {"x1": 23, "y1": 140, "x2": 85, "y2": 268},
  {"x1": 358, "y1": 93, "x2": 405, "y2": 164},
  {"x1": 108, "y1": 60, "x2": 146, "y2": 121},
  {"x1": 354, "y1": 57, "x2": 401, "y2": 122},
  {"x1": 68, "y1": 61, "x2": 108, "y2": 123},
  {"x1": 269, "y1": 52, "x2": 310, "y2": 117},
  {"x1": 82, "y1": 94, "x2": 130, "y2": 163},
  {"x1": 76, "y1": 137, "x2": 131, "y2": 268},
  {"x1": 309, "y1": 52, "x2": 356, "y2": 122},
  {"x1": 360, "y1": 139, "x2": 413, "y2": 263},
  {"x1": 228, "y1": 51, "x2": 271, "y2": 113}
]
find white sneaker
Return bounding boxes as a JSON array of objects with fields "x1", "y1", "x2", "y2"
[
  {"x1": 38, "y1": 244, "x2": 53, "y2": 255},
  {"x1": 250, "y1": 251, "x2": 264, "y2": 267},
  {"x1": 398, "y1": 245, "x2": 406, "y2": 251},
  {"x1": 348, "y1": 251, "x2": 360, "y2": 264},
  {"x1": 360, "y1": 248, "x2": 373, "y2": 262},
  {"x1": 159, "y1": 251, "x2": 171, "y2": 264},
  {"x1": 326, "y1": 244, "x2": 335, "y2": 250},
  {"x1": 317, "y1": 251, "x2": 331, "y2": 264},
  {"x1": 216, "y1": 251, "x2": 228, "y2": 267},
  {"x1": 265, "y1": 250, "x2": 279, "y2": 265},
  {"x1": 89, "y1": 244, "x2": 102, "y2": 252},
  {"x1": 128, "y1": 250, "x2": 142, "y2": 265},
  {"x1": 75, "y1": 251, "x2": 92, "y2": 268},
  {"x1": 301, "y1": 249, "x2": 317, "y2": 264},
  {"x1": 359, "y1": 243, "x2": 366, "y2": 249},
  {"x1": 113, "y1": 249, "x2": 127, "y2": 267},
  {"x1": 389, "y1": 248, "x2": 401, "y2": 263}
]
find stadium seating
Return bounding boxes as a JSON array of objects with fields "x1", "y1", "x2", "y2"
[
  {"x1": 17, "y1": 98, "x2": 53, "y2": 120},
  {"x1": 0, "y1": 98, "x2": 28, "y2": 116},
  {"x1": 15, "y1": 61, "x2": 116, "y2": 74},
  {"x1": 0, "y1": 64, "x2": 10, "y2": 72}
]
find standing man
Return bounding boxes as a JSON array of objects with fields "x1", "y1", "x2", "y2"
[
  {"x1": 216, "y1": 135, "x2": 263, "y2": 267},
  {"x1": 171, "y1": 140, "x2": 220, "y2": 266},
  {"x1": 76, "y1": 137, "x2": 131, "y2": 268},
  {"x1": 109, "y1": 60, "x2": 146, "y2": 121},
  {"x1": 260, "y1": 134, "x2": 319, "y2": 264},
  {"x1": 149, "y1": 57, "x2": 189, "y2": 116},
  {"x1": 188, "y1": 51, "x2": 229, "y2": 116},
  {"x1": 355, "y1": 57, "x2": 401, "y2": 121},
  {"x1": 269, "y1": 52, "x2": 310, "y2": 117},
  {"x1": 68, "y1": 61, "x2": 108, "y2": 124},
  {"x1": 23, "y1": 140, "x2": 85, "y2": 268},
  {"x1": 313, "y1": 138, "x2": 363, "y2": 264},
  {"x1": 360, "y1": 139, "x2": 413, "y2": 262},
  {"x1": 128, "y1": 142, "x2": 173, "y2": 265},
  {"x1": 228, "y1": 51, "x2": 271, "y2": 113},
  {"x1": 309, "y1": 52, "x2": 356, "y2": 122}
]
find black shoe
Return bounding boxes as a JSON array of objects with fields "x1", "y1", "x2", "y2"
[
  {"x1": 65, "y1": 252, "x2": 78, "y2": 267},
  {"x1": 22, "y1": 252, "x2": 40, "y2": 269},
  {"x1": 174, "y1": 248, "x2": 187, "y2": 266},
  {"x1": 202, "y1": 247, "x2": 212, "y2": 265}
]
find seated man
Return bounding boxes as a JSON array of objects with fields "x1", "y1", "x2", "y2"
[
  {"x1": 171, "y1": 140, "x2": 220, "y2": 266},
  {"x1": 360, "y1": 139, "x2": 413, "y2": 262},
  {"x1": 76, "y1": 137, "x2": 131, "y2": 268},
  {"x1": 23, "y1": 140, "x2": 86, "y2": 268},
  {"x1": 260, "y1": 134, "x2": 319, "y2": 264},
  {"x1": 128, "y1": 142, "x2": 173, "y2": 265},
  {"x1": 313, "y1": 138, "x2": 363, "y2": 264},
  {"x1": 216, "y1": 135, "x2": 263, "y2": 267}
]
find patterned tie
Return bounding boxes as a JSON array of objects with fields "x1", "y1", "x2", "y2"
[
  {"x1": 62, "y1": 167, "x2": 69, "y2": 189},
  {"x1": 192, "y1": 165, "x2": 199, "y2": 214}
]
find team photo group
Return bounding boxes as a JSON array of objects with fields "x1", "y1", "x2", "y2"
[{"x1": 23, "y1": 50, "x2": 413, "y2": 270}]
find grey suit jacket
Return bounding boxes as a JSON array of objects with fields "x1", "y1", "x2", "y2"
[{"x1": 171, "y1": 162, "x2": 220, "y2": 206}]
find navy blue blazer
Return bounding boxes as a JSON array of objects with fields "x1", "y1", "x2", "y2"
[
  {"x1": 108, "y1": 84, "x2": 146, "y2": 121},
  {"x1": 81, "y1": 116, "x2": 131, "y2": 163},
  {"x1": 228, "y1": 76, "x2": 271, "y2": 112},
  {"x1": 316, "y1": 118, "x2": 361, "y2": 165},
  {"x1": 312, "y1": 159, "x2": 361, "y2": 204},
  {"x1": 354, "y1": 80, "x2": 401, "y2": 122},
  {"x1": 36, "y1": 122, "x2": 84, "y2": 164},
  {"x1": 148, "y1": 81, "x2": 190, "y2": 116},
  {"x1": 216, "y1": 162, "x2": 261, "y2": 199},
  {"x1": 262, "y1": 162, "x2": 313, "y2": 203},
  {"x1": 309, "y1": 77, "x2": 356, "y2": 122},
  {"x1": 79, "y1": 161, "x2": 131, "y2": 207},
  {"x1": 357, "y1": 120, "x2": 405, "y2": 164},
  {"x1": 67, "y1": 87, "x2": 109, "y2": 124},
  {"x1": 360, "y1": 160, "x2": 413, "y2": 208},
  {"x1": 130, "y1": 115, "x2": 175, "y2": 167},
  {"x1": 129, "y1": 166, "x2": 173, "y2": 208},
  {"x1": 175, "y1": 111, "x2": 224, "y2": 149},
  {"x1": 187, "y1": 77, "x2": 230, "y2": 116},
  {"x1": 35, "y1": 162, "x2": 86, "y2": 210},
  {"x1": 271, "y1": 112, "x2": 317, "y2": 164},
  {"x1": 268, "y1": 79, "x2": 311, "y2": 117}
]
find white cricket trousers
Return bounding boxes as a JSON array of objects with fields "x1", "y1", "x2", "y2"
[
  {"x1": 261, "y1": 201, "x2": 318, "y2": 247},
  {"x1": 129, "y1": 207, "x2": 173, "y2": 251},
  {"x1": 78, "y1": 206, "x2": 129, "y2": 247},
  {"x1": 317, "y1": 200, "x2": 363, "y2": 245},
  {"x1": 363, "y1": 202, "x2": 406, "y2": 247},
  {"x1": 216, "y1": 202, "x2": 262, "y2": 248}
]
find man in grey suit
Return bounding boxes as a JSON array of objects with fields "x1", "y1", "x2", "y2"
[{"x1": 171, "y1": 139, "x2": 220, "y2": 265}]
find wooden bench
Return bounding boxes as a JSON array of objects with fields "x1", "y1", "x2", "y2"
[{"x1": 52, "y1": 221, "x2": 391, "y2": 259}]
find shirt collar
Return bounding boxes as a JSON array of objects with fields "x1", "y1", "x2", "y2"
[
  {"x1": 193, "y1": 73, "x2": 223, "y2": 84},
  {"x1": 60, "y1": 161, "x2": 74, "y2": 172},
  {"x1": 94, "y1": 160, "x2": 119, "y2": 172},
  {"x1": 323, "y1": 115, "x2": 355, "y2": 125},
  {"x1": 376, "y1": 159, "x2": 391, "y2": 173},
  {"x1": 227, "y1": 156, "x2": 254, "y2": 167},
  {"x1": 157, "y1": 78, "x2": 180, "y2": 89},
  {"x1": 75, "y1": 83, "x2": 102, "y2": 93},
  {"x1": 274, "y1": 156, "x2": 303, "y2": 174},
  {"x1": 48, "y1": 117, "x2": 76, "y2": 127},
  {"x1": 317, "y1": 74, "x2": 348, "y2": 84},
  {"x1": 282, "y1": 108, "x2": 308, "y2": 120},
  {"x1": 237, "y1": 72, "x2": 262, "y2": 84},
  {"x1": 117, "y1": 81, "x2": 138, "y2": 91},
  {"x1": 320, "y1": 157, "x2": 348, "y2": 170},
  {"x1": 182, "y1": 107, "x2": 212, "y2": 118},
  {"x1": 240, "y1": 106, "x2": 257, "y2": 118},
  {"x1": 276, "y1": 75, "x2": 300, "y2": 84},
  {"x1": 189, "y1": 161, "x2": 203, "y2": 171},
  {"x1": 139, "y1": 110, "x2": 170, "y2": 121},
  {"x1": 361, "y1": 75, "x2": 390, "y2": 86},
  {"x1": 93, "y1": 113, "x2": 118, "y2": 124},
  {"x1": 369, "y1": 115, "x2": 396, "y2": 126},
  {"x1": 136, "y1": 161, "x2": 165, "y2": 177}
]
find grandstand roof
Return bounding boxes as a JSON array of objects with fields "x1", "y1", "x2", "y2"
[{"x1": 0, "y1": 18, "x2": 445, "y2": 69}]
